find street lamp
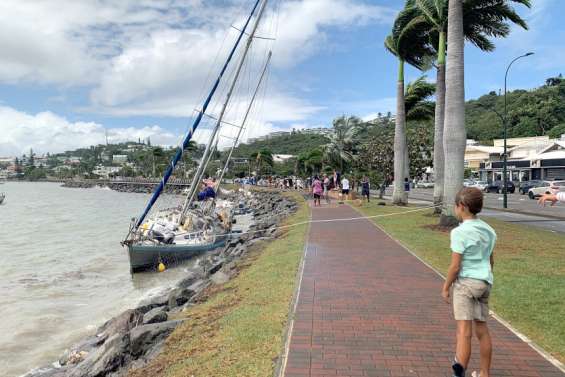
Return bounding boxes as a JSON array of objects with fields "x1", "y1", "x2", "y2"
[{"x1": 503, "y1": 52, "x2": 534, "y2": 209}]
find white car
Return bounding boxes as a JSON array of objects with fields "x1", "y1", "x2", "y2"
[
  {"x1": 416, "y1": 181, "x2": 434, "y2": 188},
  {"x1": 471, "y1": 181, "x2": 488, "y2": 191},
  {"x1": 528, "y1": 180, "x2": 565, "y2": 199},
  {"x1": 463, "y1": 179, "x2": 475, "y2": 187}
]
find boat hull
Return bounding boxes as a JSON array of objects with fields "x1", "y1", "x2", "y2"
[{"x1": 128, "y1": 235, "x2": 227, "y2": 272}]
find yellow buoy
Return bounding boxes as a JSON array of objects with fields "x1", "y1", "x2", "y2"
[{"x1": 158, "y1": 262, "x2": 166, "y2": 272}]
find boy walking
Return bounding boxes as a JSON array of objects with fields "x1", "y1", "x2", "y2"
[{"x1": 442, "y1": 187, "x2": 496, "y2": 377}]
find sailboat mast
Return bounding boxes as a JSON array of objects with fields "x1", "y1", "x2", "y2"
[
  {"x1": 180, "y1": 0, "x2": 269, "y2": 218},
  {"x1": 216, "y1": 51, "x2": 272, "y2": 193},
  {"x1": 130, "y1": 0, "x2": 262, "y2": 231}
]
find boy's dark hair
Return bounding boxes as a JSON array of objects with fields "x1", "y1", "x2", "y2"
[{"x1": 455, "y1": 187, "x2": 484, "y2": 215}]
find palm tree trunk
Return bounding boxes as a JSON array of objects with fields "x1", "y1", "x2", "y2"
[
  {"x1": 441, "y1": 0, "x2": 466, "y2": 226},
  {"x1": 433, "y1": 31, "x2": 447, "y2": 214},
  {"x1": 393, "y1": 59, "x2": 407, "y2": 205}
]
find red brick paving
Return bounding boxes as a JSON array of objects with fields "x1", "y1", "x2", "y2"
[{"x1": 283, "y1": 204, "x2": 563, "y2": 377}]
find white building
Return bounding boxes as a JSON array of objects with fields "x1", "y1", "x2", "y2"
[
  {"x1": 112, "y1": 155, "x2": 128, "y2": 164},
  {"x1": 92, "y1": 165, "x2": 121, "y2": 178},
  {"x1": 273, "y1": 154, "x2": 295, "y2": 163}
]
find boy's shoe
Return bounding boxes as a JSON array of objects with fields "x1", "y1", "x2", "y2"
[
  {"x1": 452, "y1": 361, "x2": 465, "y2": 377},
  {"x1": 471, "y1": 372, "x2": 481, "y2": 377}
]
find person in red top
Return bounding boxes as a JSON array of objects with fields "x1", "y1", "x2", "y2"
[{"x1": 312, "y1": 176, "x2": 323, "y2": 207}]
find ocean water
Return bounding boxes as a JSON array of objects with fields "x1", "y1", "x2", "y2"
[{"x1": 0, "y1": 182, "x2": 199, "y2": 377}]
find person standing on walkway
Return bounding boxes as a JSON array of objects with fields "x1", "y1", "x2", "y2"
[
  {"x1": 361, "y1": 176, "x2": 370, "y2": 202},
  {"x1": 323, "y1": 174, "x2": 331, "y2": 204},
  {"x1": 442, "y1": 187, "x2": 496, "y2": 377},
  {"x1": 341, "y1": 176, "x2": 350, "y2": 200},
  {"x1": 311, "y1": 176, "x2": 323, "y2": 207},
  {"x1": 538, "y1": 191, "x2": 565, "y2": 206}
]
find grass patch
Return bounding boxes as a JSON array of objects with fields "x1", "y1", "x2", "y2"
[
  {"x1": 128, "y1": 192, "x2": 309, "y2": 377},
  {"x1": 355, "y1": 202, "x2": 565, "y2": 363}
]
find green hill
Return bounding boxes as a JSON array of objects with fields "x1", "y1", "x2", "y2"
[
  {"x1": 466, "y1": 75, "x2": 565, "y2": 143},
  {"x1": 231, "y1": 131, "x2": 329, "y2": 157}
]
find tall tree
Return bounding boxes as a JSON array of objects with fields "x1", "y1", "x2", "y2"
[
  {"x1": 442, "y1": 0, "x2": 465, "y2": 225},
  {"x1": 409, "y1": 0, "x2": 530, "y2": 213},
  {"x1": 323, "y1": 115, "x2": 362, "y2": 172},
  {"x1": 385, "y1": 4, "x2": 434, "y2": 205}
]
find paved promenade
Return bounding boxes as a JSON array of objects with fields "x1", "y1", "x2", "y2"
[{"x1": 283, "y1": 204, "x2": 563, "y2": 377}]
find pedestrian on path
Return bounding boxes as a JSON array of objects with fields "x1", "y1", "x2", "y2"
[
  {"x1": 341, "y1": 176, "x2": 350, "y2": 200},
  {"x1": 361, "y1": 176, "x2": 370, "y2": 202},
  {"x1": 311, "y1": 176, "x2": 323, "y2": 207},
  {"x1": 538, "y1": 191, "x2": 565, "y2": 206},
  {"x1": 442, "y1": 187, "x2": 496, "y2": 377},
  {"x1": 323, "y1": 174, "x2": 331, "y2": 204}
]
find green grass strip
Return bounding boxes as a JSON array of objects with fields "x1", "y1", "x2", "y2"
[{"x1": 128, "y1": 192, "x2": 309, "y2": 377}]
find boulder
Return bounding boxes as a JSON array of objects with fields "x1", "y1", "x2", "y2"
[
  {"x1": 143, "y1": 306, "x2": 168, "y2": 325},
  {"x1": 167, "y1": 287, "x2": 196, "y2": 308},
  {"x1": 97, "y1": 309, "x2": 143, "y2": 339},
  {"x1": 210, "y1": 271, "x2": 230, "y2": 285},
  {"x1": 129, "y1": 320, "x2": 183, "y2": 357},
  {"x1": 68, "y1": 332, "x2": 129, "y2": 377}
]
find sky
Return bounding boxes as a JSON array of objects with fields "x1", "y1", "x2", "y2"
[{"x1": 0, "y1": 0, "x2": 563, "y2": 156}]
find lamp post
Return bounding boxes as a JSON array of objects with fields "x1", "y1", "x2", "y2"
[{"x1": 503, "y1": 52, "x2": 534, "y2": 209}]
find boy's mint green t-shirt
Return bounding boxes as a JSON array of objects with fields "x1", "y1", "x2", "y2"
[{"x1": 450, "y1": 218, "x2": 496, "y2": 284}]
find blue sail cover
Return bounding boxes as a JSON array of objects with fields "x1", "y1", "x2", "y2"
[{"x1": 135, "y1": 0, "x2": 262, "y2": 229}]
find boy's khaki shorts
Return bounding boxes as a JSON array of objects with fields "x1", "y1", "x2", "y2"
[{"x1": 452, "y1": 277, "x2": 491, "y2": 321}]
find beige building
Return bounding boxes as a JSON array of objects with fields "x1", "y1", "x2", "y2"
[{"x1": 464, "y1": 145, "x2": 503, "y2": 170}]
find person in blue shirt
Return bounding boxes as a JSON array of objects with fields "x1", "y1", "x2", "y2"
[{"x1": 442, "y1": 187, "x2": 496, "y2": 377}]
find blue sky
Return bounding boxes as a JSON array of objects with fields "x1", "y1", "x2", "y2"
[{"x1": 0, "y1": 0, "x2": 562, "y2": 156}]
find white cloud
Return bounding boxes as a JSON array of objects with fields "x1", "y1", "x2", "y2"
[{"x1": 0, "y1": 105, "x2": 177, "y2": 156}]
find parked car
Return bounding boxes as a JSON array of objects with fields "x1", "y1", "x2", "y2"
[
  {"x1": 416, "y1": 181, "x2": 434, "y2": 188},
  {"x1": 463, "y1": 179, "x2": 475, "y2": 187},
  {"x1": 527, "y1": 180, "x2": 565, "y2": 199},
  {"x1": 485, "y1": 180, "x2": 515, "y2": 194},
  {"x1": 518, "y1": 180, "x2": 543, "y2": 195},
  {"x1": 471, "y1": 180, "x2": 489, "y2": 191}
]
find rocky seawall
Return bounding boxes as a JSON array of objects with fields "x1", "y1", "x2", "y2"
[
  {"x1": 23, "y1": 190, "x2": 297, "y2": 377},
  {"x1": 61, "y1": 181, "x2": 187, "y2": 195}
]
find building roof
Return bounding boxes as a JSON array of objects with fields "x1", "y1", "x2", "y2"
[
  {"x1": 466, "y1": 145, "x2": 504, "y2": 154},
  {"x1": 530, "y1": 150, "x2": 565, "y2": 160}
]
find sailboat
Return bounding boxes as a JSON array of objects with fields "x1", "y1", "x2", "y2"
[{"x1": 122, "y1": 0, "x2": 272, "y2": 272}]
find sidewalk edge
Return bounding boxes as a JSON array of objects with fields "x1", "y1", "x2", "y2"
[{"x1": 274, "y1": 204, "x2": 312, "y2": 377}]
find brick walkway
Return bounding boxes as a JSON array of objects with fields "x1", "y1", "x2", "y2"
[{"x1": 283, "y1": 204, "x2": 563, "y2": 377}]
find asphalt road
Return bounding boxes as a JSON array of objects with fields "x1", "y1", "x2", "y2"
[{"x1": 375, "y1": 187, "x2": 565, "y2": 233}]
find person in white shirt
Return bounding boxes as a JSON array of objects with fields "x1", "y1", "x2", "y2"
[
  {"x1": 341, "y1": 177, "x2": 350, "y2": 195},
  {"x1": 538, "y1": 192, "x2": 565, "y2": 206}
]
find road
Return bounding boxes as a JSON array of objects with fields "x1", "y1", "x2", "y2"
[{"x1": 373, "y1": 187, "x2": 565, "y2": 233}]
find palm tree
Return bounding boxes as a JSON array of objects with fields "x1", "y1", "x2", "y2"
[
  {"x1": 404, "y1": 76, "x2": 436, "y2": 179},
  {"x1": 323, "y1": 115, "x2": 362, "y2": 172},
  {"x1": 408, "y1": 0, "x2": 530, "y2": 213},
  {"x1": 385, "y1": 4, "x2": 434, "y2": 205},
  {"x1": 151, "y1": 147, "x2": 164, "y2": 177},
  {"x1": 250, "y1": 149, "x2": 273, "y2": 175},
  {"x1": 442, "y1": 0, "x2": 465, "y2": 225},
  {"x1": 405, "y1": 76, "x2": 436, "y2": 122}
]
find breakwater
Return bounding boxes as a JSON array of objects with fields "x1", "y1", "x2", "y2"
[
  {"x1": 61, "y1": 180, "x2": 186, "y2": 195},
  {"x1": 23, "y1": 190, "x2": 297, "y2": 377}
]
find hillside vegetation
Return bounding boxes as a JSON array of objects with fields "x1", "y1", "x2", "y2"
[{"x1": 466, "y1": 76, "x2": 565, "y2": 143}]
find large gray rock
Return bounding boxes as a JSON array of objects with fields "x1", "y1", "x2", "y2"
[
  {"x1": 210, "y1": 271, "x2": 230, "y2": 285},
  {"x1": 129, "y1": 320, "x2": 183, "y2": 357},
  {"x1": 59, "y1": 335, "x2": 105, "y2": 366},
  {"x1": 167, "y1": 287, "x2": 195, "y2": 308},
  {"x1": 97, "y1": 309, "x2": 143, "y2": 339},
  {"x1": 68, "y1": 332, "x2": 129, "y2": 377},
  {"x1": 143, "y1": 306, "x2": 168, "y2": 324}
]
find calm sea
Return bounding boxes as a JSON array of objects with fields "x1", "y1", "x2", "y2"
[{"x1": 0, "y1": 182, "x2": 198, "y2": 377}]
